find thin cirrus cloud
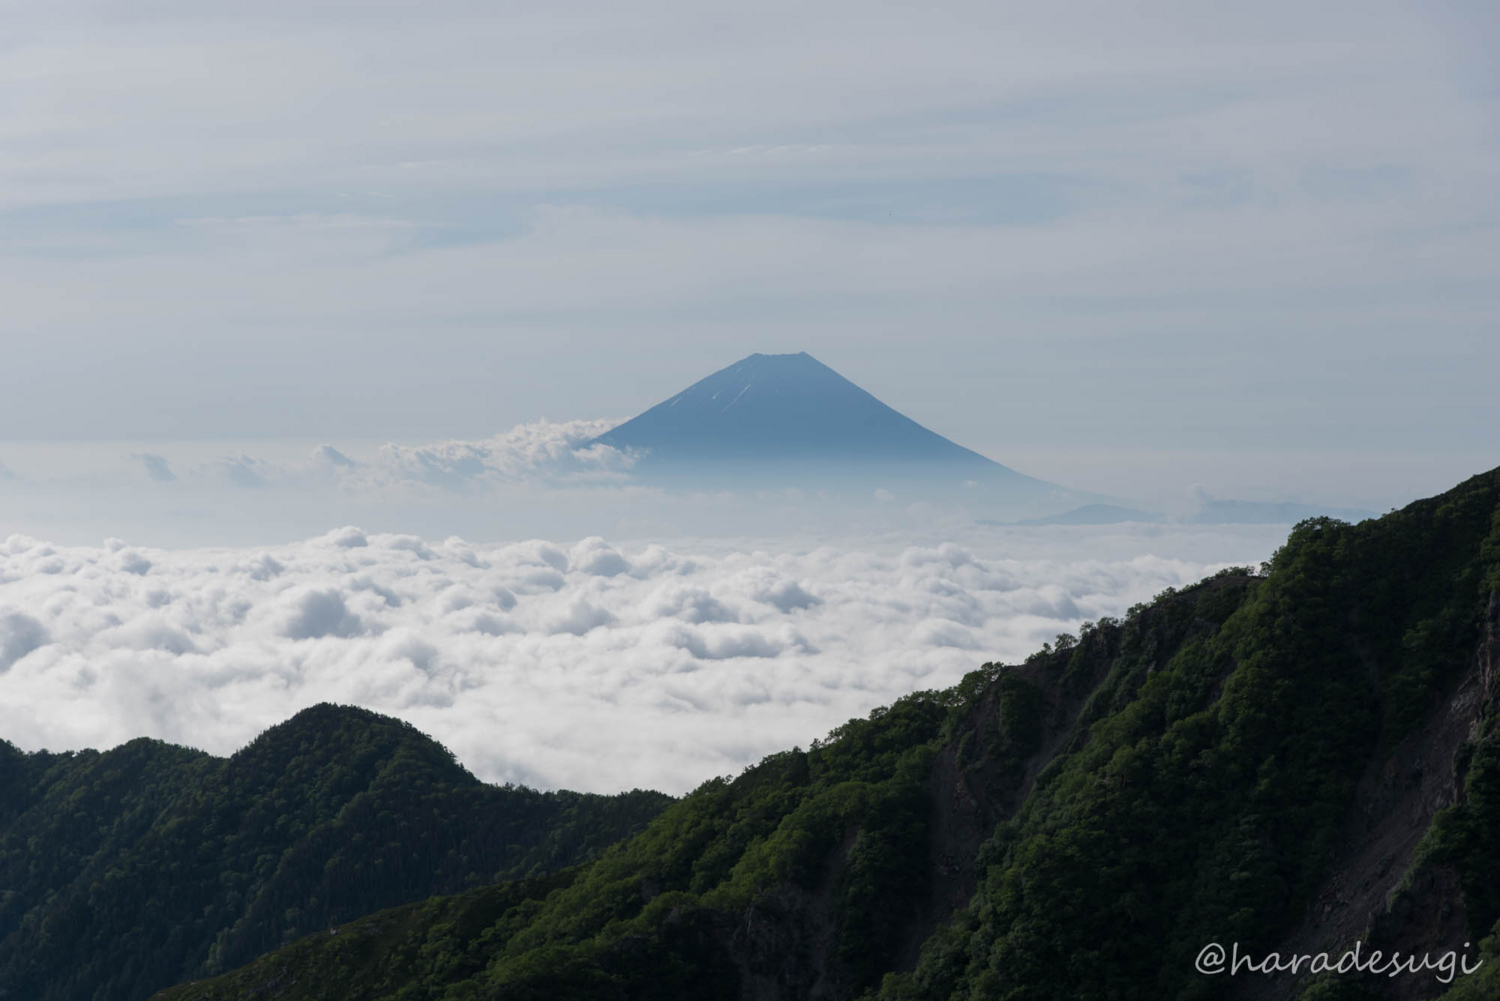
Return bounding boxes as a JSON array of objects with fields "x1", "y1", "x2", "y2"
[{"x1": 0, "y1": 524, "x2": 1270, "y2": 794}]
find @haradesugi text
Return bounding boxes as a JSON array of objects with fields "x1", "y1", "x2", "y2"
[{"x1": 1196, "y1": 941, "x2": 1484, "y2": 984}]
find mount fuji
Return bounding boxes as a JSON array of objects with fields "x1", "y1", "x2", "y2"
[{"x1": 590, "y1": 352, "x2": 1098, "y2": 515}]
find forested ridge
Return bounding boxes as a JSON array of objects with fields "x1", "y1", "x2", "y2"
[
  {"x1": 0, "y1": 705, "x2": 671, "y2": 1001},
  {"x1": 151, "y1": 467, "x2": 1500, "y2": 1001},
  {"x1": 13, "y1": 467, "x2": 1500, "y2": 1001}
]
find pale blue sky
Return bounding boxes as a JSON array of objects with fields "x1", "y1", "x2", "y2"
[{"x1": 2, "y1": 0, "x2": 1497, "y2": 510}]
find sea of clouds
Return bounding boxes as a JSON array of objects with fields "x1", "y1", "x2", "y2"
[
  {"x1": 0, "y1": 522, "x2": 1282, "y2": 794},
  {"x1": 0, "y1": 416, "x2": 1371, "y2": 554}
]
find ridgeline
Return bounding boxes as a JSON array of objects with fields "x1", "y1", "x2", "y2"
[
  {"x1": 10, "y1": 467, "x2": 1500, "y2": 1001},
  {"x1": 0, "y1": 706, "x2": 670, "y2": 1001}
]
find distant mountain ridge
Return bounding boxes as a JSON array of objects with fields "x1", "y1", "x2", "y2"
[
  {"x1": 1006, "y1": 502, "x2": 1164, "y2": 526},
  {"x1": 1000, "y1": 498, "x2": 1379, "y2": 527},
  {"x1": 1187, "y1": 495, "x2": 1378, "y2": 525}
]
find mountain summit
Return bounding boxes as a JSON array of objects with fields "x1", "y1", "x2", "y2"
[
  {"x1": 593, "y1": 352, "x2": 999, "y2": 469},
  {"x1": 590, "y1": 353, "x2": 1087, "y2": 516}
]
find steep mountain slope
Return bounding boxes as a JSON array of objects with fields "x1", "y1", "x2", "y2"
[
  {"x1": 152, "y1": 466, "x2": 1500, "y2": 1001},
  {"x1": 0, "y1": 705, "x2": 671, "y2": 1001}
]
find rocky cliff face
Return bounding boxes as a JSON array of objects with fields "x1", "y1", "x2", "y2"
[
  {"x1": 1361, "y1": 588, "x2": 1500, "y2": 1001},
  {"x1": 1229, "y1": 596, "x2": 1498, "y2": 1001}
]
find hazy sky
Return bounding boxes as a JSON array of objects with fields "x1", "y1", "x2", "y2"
[{"x1": 3, "y1": 1, "x2": 1498, "y2": 506}]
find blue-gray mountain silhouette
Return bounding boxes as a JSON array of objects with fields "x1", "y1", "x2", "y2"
[
  {"x1": 1010, "y1": 503, "x2": 1165, "y2": 526},
  {"x1": 590, "y1": 352, "x2": 1089, "y2": 510}
]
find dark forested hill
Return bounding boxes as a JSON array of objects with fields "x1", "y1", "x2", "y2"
[
  {"x1": 0, "y1": 704, "x2": 671, "y2": 1001},
  {"x1": 150, "y1": 466, "x2": 1500, "y2": 1001}
]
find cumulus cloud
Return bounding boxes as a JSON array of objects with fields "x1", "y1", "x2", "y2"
[
  {"x1": 109, "y1": 420, "x2": 637, "y2": 499},
  {"x1": 135, "y1": 453, "x2": 178, "y2": 482},
  {"x1": 367, "y1": 419, "x2": 636, "y2": 490},
  {"x1": 0, "y1": 610, "x2": 49, "y2": 672},
  {"x1": 311, "y1": 444, "x2": 357, "y2": 470},
  {"x1": 326, "y1": 526, "x2": 369, "y2": 548},
  {"x1": 0, "y1": 524, "x2": 1271, "y2": 793},
  {"x1": 281, "y1": 588, "x2": 365, "y2": 640},
  {"x1": 218, "y1": 454, "x2": 273, "y2": 489}
]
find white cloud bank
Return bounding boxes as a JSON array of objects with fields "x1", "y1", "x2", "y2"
[
  {"x1": 0, "y1": 525, "x2": 1270, "y2": 794},
  {"x1": 0, "y1": 420, "x2": 662, "y2": 548},
  {"x1": 152, "y1": 418, "x2": 636, "y2": 493}
]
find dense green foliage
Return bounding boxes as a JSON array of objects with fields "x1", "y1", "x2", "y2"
[
  {"x1": 160, "y1": 870, "x2": 583, "y2": 1001},
  {"x1": 156, "y1": 689, "x2": 969, "y2": 1001},
  {"x1": 463, "y1": 690, "x2": 951, "y2": 998},
  {"x1": 885, "y1": 474, "x2": 1499, "y2": 1001},
  {"x1": 0, "y1": 705, "x2": 670, "y2": 1001},
  {"x1": 136, "y1": 469, "x2": 1500, "y2": 999}
]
